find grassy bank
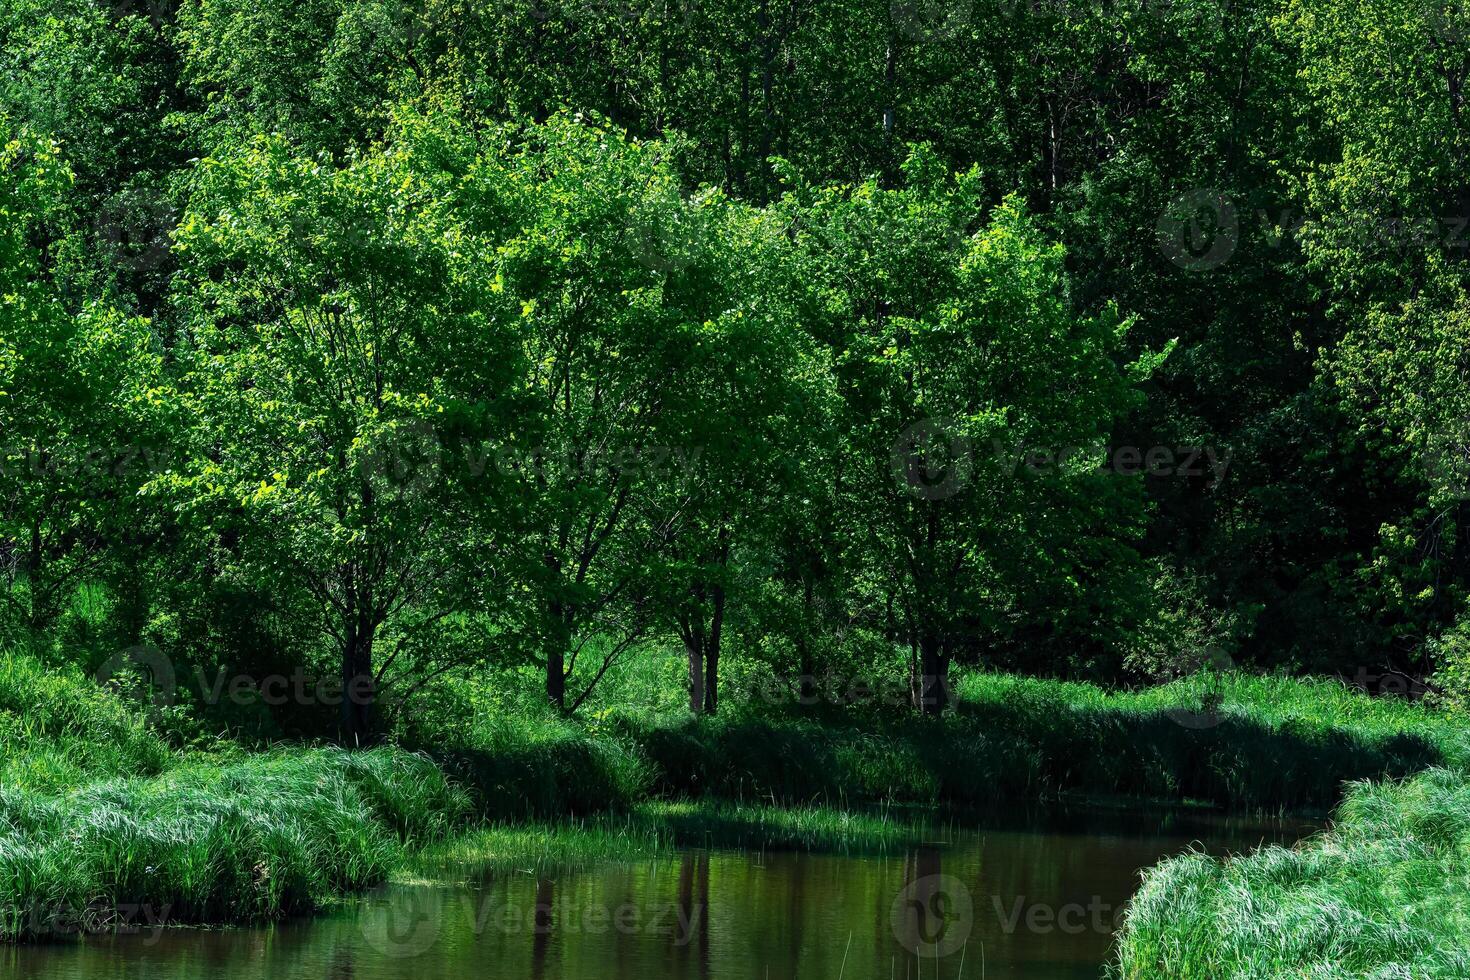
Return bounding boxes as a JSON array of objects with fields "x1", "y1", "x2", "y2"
[
  {"x1": 0, "y1": 650, "x2": 472, "y2": 940},
  {"x1": 4, "y1": 644, "x2": 1466, "y2": 944},
  {"x1": 450, "y1": 669, "x2": 1465, "y2": 816},
  {"x1": 0, "y1": 749, "x2": 470, "y2": 940},
  {"x1": 391, "y1": 661, "x2": 1470, "y2": 828},
  {"x1": 412, "y1": 801, "x2": 929, "y2": 878},
  {"x1": 0, "y1": 649, "x2": 170, "y2": 792},
  {"x1": 949, "y1": 672, "x2": 1468, "y2": 812},
  {"x1": 1114, "y1": 765, "x2": 1470, "y2": 979}
]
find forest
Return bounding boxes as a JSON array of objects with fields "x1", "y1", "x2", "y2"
[{"x1": 2, "y1": 0, "x2": 1470, "y2": 976}]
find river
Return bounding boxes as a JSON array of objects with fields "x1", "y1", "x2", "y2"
[{"x1": 2, "y1": 805, "x2": 1315, "y2": 980}]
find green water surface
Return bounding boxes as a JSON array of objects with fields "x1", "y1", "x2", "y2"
[{"x1": 3, "y1": 807, "x2": 1314, "y2": 980}]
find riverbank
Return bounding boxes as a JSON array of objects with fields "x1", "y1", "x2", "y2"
[
  {"x1": 1114, "y1": 765, "x2": 1470, "y2": 978},
  {"x1": 417, "y1": 668, "x2": 1469, "y2": 819},
  {"x1": 3, "y1": 647, "x2": 1465, "y2": 944}
]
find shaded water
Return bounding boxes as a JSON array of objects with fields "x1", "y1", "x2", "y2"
[{"x1": 3, "y1": 807, "x2": 1314, "y2": 980}]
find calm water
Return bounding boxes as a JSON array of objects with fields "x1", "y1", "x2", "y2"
[{"x1": 3, "y1": 807, "x2": 1314, "y2": 980}]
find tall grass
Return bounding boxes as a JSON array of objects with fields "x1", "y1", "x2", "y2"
[
  {"x1": 594, "y1": 672, "x2": 1462, "y2": 814},
  {"x1": 409, "y1": 799, "x2": 928, "y2": 878},
  {"x1": 0, "y1": 649, "x2": 171, "y2": 791},
  {"x1": 427, "y1": 713, "x2": 654, "y2": 819},
  {"x1": 952, "y1": 672, "x2": 1467, "y2": 811},
  {"x1": 0, "y1": 748, "x2": 470, "y2": 940},
  {"x1": 636, "y1": 799, "x2": 931, "y2": 853},
  {"x1": 612, "y1": 710, "x2": 1043, "y2": 805},
  {"x1": 1114, "y1": 766, "x2": 1470, "y2": 978},
  {"x1": 5, "y1": 641, "x2": 1464, "y2": 945}
]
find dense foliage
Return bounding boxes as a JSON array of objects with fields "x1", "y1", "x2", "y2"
[{"x1": 4, "y1": 0, "x2": 1470, "y2": 736}]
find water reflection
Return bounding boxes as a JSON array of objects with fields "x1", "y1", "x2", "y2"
[{"x1": 2, "y1": 807, "x2": 1314, "y2": 980}]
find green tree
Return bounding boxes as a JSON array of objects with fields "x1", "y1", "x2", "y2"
[
  {"x1": 168, "y1": 115, "x2": 528, "y2": 741},
  {"x1": 791, "y1": 150, "x2": 1158, "y2": 711},
  {"x1": 0, "y1": 121, "x2": 165, "y2": 636}
]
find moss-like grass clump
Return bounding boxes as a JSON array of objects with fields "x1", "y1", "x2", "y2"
[
  {"x1": 1114, "y1": 766, "x2": 1470, "y2": 979},
  {"x1": 0, "y1": 748, "x2": 470, "y2": 941},
  {"x1": 0, "y1": 649, "x2": 171, "y2": 792}
]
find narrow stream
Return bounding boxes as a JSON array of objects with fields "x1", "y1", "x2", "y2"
[{"x1": 3, "y1": 807, "x2": 1316, "y2": 980}]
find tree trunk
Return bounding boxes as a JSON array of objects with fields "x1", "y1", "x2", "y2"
[
  {"x1": 686, "y1": 625, "x2": 705, "y2": 713},
  {"x1": 546, "y1": 601, "x2": 568, "y2": 711},
  {"x1": 544, "y1": 547, "x2": 570, "y2": 710},
  {"x1": 916, "y1": 632, "x2": 948, "y2": 715},
  {"x1": 796, "y1": 575, "x2": 818, "y2": 704},
  {"x1": 547, "y1": 644, "x2": 565, "y2": 710},
  {"x1": 883, "y1": 40, "x2": 897, "y2": 135},
  {"x1": 704, "y1": 580, "x2": 725, "y2": 715},
  {"x1": 340, "y1": 616, "x2": 376, "y2": 744}
]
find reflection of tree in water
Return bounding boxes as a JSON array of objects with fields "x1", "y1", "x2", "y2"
[
  {"x1": 787, "y1": 849, "x2": 808, "y2": 973},
  {"x1": 890, "y1": 844, "x2": 975, "y2": 966},
  {"x1": 531, "y1": 876, "x2": 555, "y2": 980},
  {"x1": 328, "y1": 942, "x2": 356, "y2": 978},
  {"x1": 908, "y1": 847, "x2": 947, "y2": 949},
  {"x1": 675, "y1": 850, "x2": 711, "y2": 978}
]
